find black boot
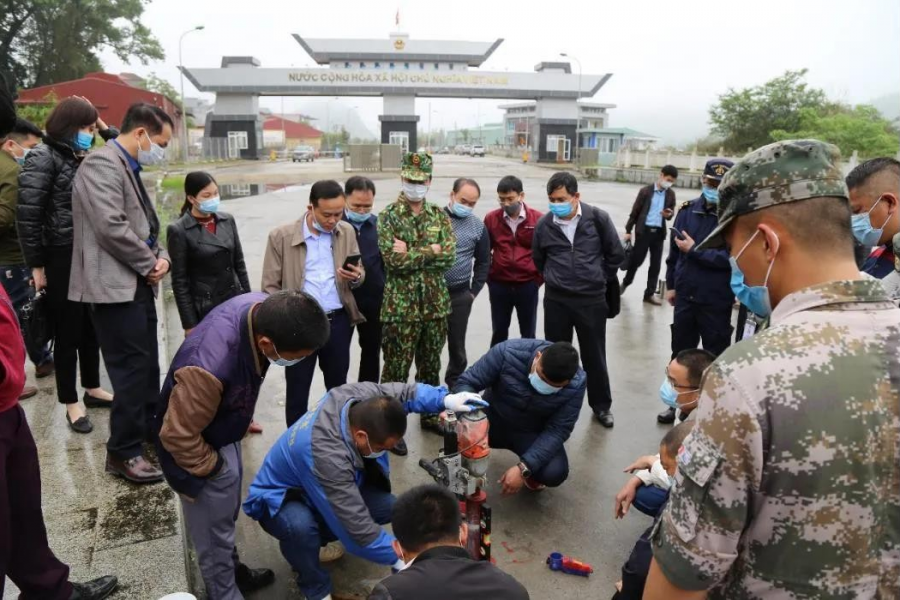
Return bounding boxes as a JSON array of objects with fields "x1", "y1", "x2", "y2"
[
  {"x1": 390, "y1": 438, "x2": 408, "y2": 456},
  {"x1": 69, "y1": 576, "x2": 118, "y2": 600},
  {"x1": 235, "y1": 562, "x2": 275, "y2": 594},
  {"x1": 657, "y1": 406, "x2": 676, "y2": 424}
]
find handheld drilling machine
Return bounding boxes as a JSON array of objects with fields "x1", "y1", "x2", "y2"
[{"x1": 418, "y1": 410, "x2": 492, "y2": 562}]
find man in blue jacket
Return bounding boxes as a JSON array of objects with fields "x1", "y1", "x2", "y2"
[
  {"x1": 243, "y1": 382, "x2": 487, "y2": 600},
  {"x1": 454, "y1": 339, "x2": 585, "y2": 493}
]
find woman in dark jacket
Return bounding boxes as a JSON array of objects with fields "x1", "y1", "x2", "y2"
[{"x1": 16, "y1": 97, "x2": 117, "y2": 434}]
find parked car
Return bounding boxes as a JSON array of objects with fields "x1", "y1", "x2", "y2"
[
  {"x1": 292, "y1": 146, "x2": 316, "y2": 162},
  {"x1": 470, "y1": 144, "x2": 485, "y2": 157}
]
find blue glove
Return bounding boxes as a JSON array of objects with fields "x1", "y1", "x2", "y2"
[{"x1": 444, "y1": 392, "x2": 489, "y2": 413}]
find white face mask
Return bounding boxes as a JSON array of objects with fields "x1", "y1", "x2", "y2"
[
  {"x1": 402, "y1": 181, "x2": 429, "y2": 202},
  {"x1": 659, "y1": 180, "x2": 673, "y2": 190}
]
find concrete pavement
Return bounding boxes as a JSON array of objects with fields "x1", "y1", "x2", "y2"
[{"x1": 159, "y1": 154, "x2": 700, "y2": 598}]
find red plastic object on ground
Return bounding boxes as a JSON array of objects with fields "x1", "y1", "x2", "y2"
[{"x1": 546, "y1": 552, "x2": 594, "y2": 577}]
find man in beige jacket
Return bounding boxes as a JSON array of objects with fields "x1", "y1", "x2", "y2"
[{"x1": 262, "y1": 179, "x2": 365, "y2": 426}]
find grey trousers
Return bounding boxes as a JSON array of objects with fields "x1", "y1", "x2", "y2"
[
  {"x1": 444, "y1": 288, "x2": 475, "y2": 389},
  {"x1": 181, "y1": 442, "x2": 244, "y2": 600}
]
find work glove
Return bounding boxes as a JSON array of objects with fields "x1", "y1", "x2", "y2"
[{"x1": 444, "y1": 392, "x2": 489, "y2": 413}]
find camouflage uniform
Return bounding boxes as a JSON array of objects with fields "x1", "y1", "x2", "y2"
[
  {"x1": 379, "y1": 152, "x2": 456, "y2": 386},
  {"x1": 653, "y1": 140, "x2": 900, "y2": 598}
]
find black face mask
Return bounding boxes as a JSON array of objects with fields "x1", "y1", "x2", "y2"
[{"x1": 503, "y1": 201, "x2": 521, "y2": 216}]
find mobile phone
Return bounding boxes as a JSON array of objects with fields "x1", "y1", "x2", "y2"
[
  {"x1": 669, "y1": 227, "x2": 685, "y2": 240},
  {"x1": 342, "y1": 254, "x2": 362, "y2": 270}
]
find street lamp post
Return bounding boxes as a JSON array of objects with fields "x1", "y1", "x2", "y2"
[
  {"x1": 178, "y1": 25, "x2": 204, "y2": 163},
  {"x1": 560, "y1": 52, "x2": 582, "y2": 162}
]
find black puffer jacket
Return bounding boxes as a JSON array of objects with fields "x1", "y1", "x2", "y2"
[{"x1": 16, "y1": 128, "x2": 118, "y2": 268}]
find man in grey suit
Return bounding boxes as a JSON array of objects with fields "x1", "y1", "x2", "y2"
[{"x1": 70, "y1": 103, "x2": 173, "y2": 484}]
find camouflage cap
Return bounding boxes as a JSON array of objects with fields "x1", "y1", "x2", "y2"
[
  {"x1": 400, "y1": 151, "x2": 433, "y2": 182},
  {"x1": 696, "y1": 139, "x2": 848, "y2": 250}
]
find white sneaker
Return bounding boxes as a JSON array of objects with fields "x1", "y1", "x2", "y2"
[{"x1": 320, "y1": 541, "x2": 345, "y2": 563}]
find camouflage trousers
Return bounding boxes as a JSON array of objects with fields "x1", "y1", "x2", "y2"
[{"x1": 381, "y1": 319, "x2": 448, "y2": 386}]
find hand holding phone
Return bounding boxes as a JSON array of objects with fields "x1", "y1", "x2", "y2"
[
  {"x1": 669, "y1": 227, "x2": 685, "y2": 240},
  {"x1": 342, "y1": 254, "x2": 362, "y2": 271}
]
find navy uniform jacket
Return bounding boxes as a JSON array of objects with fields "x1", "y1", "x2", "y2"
[
  {"x1": 665, "y1": 197, "x2": 734, "y2": 307},
  {"x1": 343, "y1": 213, "x2": 385, "y2": 312}
]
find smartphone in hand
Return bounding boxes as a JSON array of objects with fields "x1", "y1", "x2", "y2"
[
  {"x1": 669, "y1": 227, "x2": 685, "y2": 240},
  {"x1": 342, "y1": 254, "x2": 362, "y2": 271}
]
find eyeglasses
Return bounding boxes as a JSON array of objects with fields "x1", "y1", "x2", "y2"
[{"x1": 665, "y1": 367, "x2": 696, "y2": 391}]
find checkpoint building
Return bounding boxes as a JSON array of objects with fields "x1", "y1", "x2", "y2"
[{"x1": 182, "y1": 32, "x2": 613, "y2": 161}]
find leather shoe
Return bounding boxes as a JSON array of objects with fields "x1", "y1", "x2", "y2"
[
  {"x1": 66, "y1": 412, "x2": 93, "y2": 434},
  {"x1": 35, "y1": 360, "x2": 55, "y2": 379},
  {"x1": 657, "y1": 406, "x2": 676, "y2": 424},
  {"x1": 69, "y1": 575, "x2": 118, "y2": 600},
  {"x1": 19, "y1": 385, "x2": 38, "y2": 400},
  {"x1": 643, "y1": 295, "x2": 662, "y2": 306},
  {"x1": 595, "y1": 411, "x2": 614, "y2": 428},
  {"x1": 390, "y1": 438, "x2": 408, "y2": 456},
  {"x1": 82, "y1": 391, "x2": 113, "y2": 409},
  {"x1": 620, "y1": 281, "x2": 630, "y2": 296},
  {"x1": 105, "y1": 454, "x2": 163, "y2": 484},
  {"x1": 235, "y1": 562, "x2": 275, "y2": 594}
]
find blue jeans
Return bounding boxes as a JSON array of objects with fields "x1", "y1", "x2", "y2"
[
  {"x1": 633, "y1": 484, "x2": 669, "y2": 518},
  {"x1": 0, "y1": 265, "x2": 52, "y2": 367},
  {"x1": 259, "y1": 485, "x2": 394, "y2": 600}
]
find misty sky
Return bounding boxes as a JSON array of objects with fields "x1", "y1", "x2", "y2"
[{"x1": 99, "y1": 0, "x2": 900, "y2": 145}]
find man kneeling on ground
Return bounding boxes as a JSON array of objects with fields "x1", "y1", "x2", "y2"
[
  {"x1": 368, "y1": 484, "x2": 529, "y2": 600},
  {"x1": 454, "y1": 339, "x2": 585, "y2": 494},
  {"x1": 242, "y1": 382, "x2": 487, "y2": 600}
]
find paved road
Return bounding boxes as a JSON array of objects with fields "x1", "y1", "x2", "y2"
[{"x1": 163, "y1": 154, "x2": 711, "y2": 598}]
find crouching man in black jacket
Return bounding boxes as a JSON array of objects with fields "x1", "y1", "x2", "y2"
[{"x1": 369, "y1": 485, "x2": 529, "y2": 600}]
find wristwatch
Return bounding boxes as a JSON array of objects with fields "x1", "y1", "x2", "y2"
[{"x1": 517, "y1": 461, "x2": 532, "y2": 479}]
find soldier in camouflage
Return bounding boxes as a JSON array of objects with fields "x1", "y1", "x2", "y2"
[
  {"x1": 378, "y1": 152, "x2": 456, "y2": 436},
  {"x1": 645, "y1": 139, "x2": 900, "y2": 599}
]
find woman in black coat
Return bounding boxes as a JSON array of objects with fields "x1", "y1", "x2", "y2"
[
  {"x1": 16, "y1": 97, "x2": 116, "y2": 434},
  {"x1": 166, "y1": 171, "x2": 251, "y2": 334}
]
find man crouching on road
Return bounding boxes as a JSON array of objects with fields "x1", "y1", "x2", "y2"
[{"x1": 242, "y1": 382, "x2": 487, "y2": 600}]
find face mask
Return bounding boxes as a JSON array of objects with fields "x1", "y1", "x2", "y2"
[
  {"x1": 402, "y1": 181, "x2": 429, "y2": 202},
  {"x1": 529, "y1": 360, "x2": 562, "y2": 395},
  {"x1": 450, "y1": 201, "x2": 473, "y2": 218},
  {"x1": 265, "y1": 342, "x2": 305, "y2": 367},
  {"x1": 659, "y1": 181, "x2": 673, "y2": 190},
  {"x1": 702, "y1": 185, "x2": 719, "y2": 204},
  {"x1": 502, "y1": 201, "x2": 521, "y2": 216},
  {"x1": 345, "y1": 208, "x2": 370, "y2": 224},
  {"x1": 310, "y1": 212, "x2": 331, "y2": 233},
  {"x1": 198, "y1": 196, "x2": 220, "y2": 214},
  {"x1": 15, "y1": 148, "x2": 30, "y2": 166},
  {"x1": 361, "y1": 432, "x2": 386, "y2": 459},
  {"x1": 851, "y1": 196, "x2": 891, "y2": 247},
  {"x1": 659, "y1": 378, "x2": 699, "y2": 409},
  {"x1": 548, "y1": 202, "x2": 573, "y2": 218},
  {"x1": 650, "y1": 460, "x2": 673, "y2": 489},
  {"x1": 138, "y1": 132, "x2": 166, "y2": 166},
  {"x1": 729, "y1": 229, "x2": 778, "y2": 318},
  {"x1": 74, "y1": 131, "x2": 94, "y2": 151}
]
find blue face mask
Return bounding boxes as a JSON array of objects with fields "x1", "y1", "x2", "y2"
[
  {"x1": 729, "y1": 229, "x2": 778, "y2": 318},
  {"x1": 548, "y1": 201, "x2": 573, "y2": 218},
  {"x1": 266, "y1": 342, "x2": 305, "y2": 368},
  {"x1": 198, "y1": 196, "x2": 220, "y2": 214},
  {"x1": 450, "y1": 201, "x2": 473, "y2": 218},
  {"x1": 529, "y1": 370, "x2": 562, "y2": 395},
  {"x1": 345, "y1": 208, "x2": 370, "y2": 224},
  {"x1": 74, "y1": 131, "x2": 93, "y2": 151},
  {"x1": 851, "y1": 196, "x2": 890, "y2": 247},
  {"x1": 702, "y1": 185, "x2": 719, "y2": 204},
  {"x1": 659, "y1": 378, "x2": 699, "y2": 410},
  {"x1": 362, "y1": 432, "x2": 386, "y2": 459}
]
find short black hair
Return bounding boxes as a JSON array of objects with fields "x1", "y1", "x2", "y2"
[
  {"x1": 391, "y1": 484, "x2": 462, "y2": 553},
  {"x1": 674, "y1": 348, "x2": 715, "y2": 387},
  {"x1": 452, "y1": 177, "x2": 481, "y2": 196},
  {"x1": 44, "y1": 97, "x2": 98, "y2": 144},
  {"x1": 661, "y1": 420, "x2": 694, "y2": 459},
  {"x1": 348, "y1": 395, "x2": 408, "y2": 444},
  {"x1": 661, "y1": 165, "x2": 679, "y2": 179},
  {"x1": 121, "y1": 103, "x2": 174, "y2": 135},
  {"x1": 846, "y1": 157, "x2": 900, "y2": 191},
  {"x1": 547, "y1": 171, "x2": 578, "y2": 196},
  {"x1": 741, "y1": 196, "x2": 854, "y2": 257},
  {"x1": 345, "y1": 175, "x2": 376, "y2": 196},
  {"x1": 310, "y1": 179, "x2": 345, "y2": 206},
  {"x1": 541, "y1": 341, "x2": 579, "y2": 384},
  {"x1": 254, "y1": 290, "x2": 330, "y2": 352},
  {"x1": 1, "y1": 117, "x2": 42, "y2": 144},
  {"x1": 497, "y1": 175, "x2": 523, "y2": 195}
]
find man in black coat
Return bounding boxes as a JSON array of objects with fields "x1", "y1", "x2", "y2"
[
  {"x1": 368, "y1": 485, "x2": 529, "y2": 600},
  {"x1": 621, "y1": 165, "x2": 678, "y2": 305}
]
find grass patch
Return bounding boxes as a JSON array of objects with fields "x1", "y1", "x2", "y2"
[{"x1": 161, "y1": 175, "x2": 185, "y2": 190}]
